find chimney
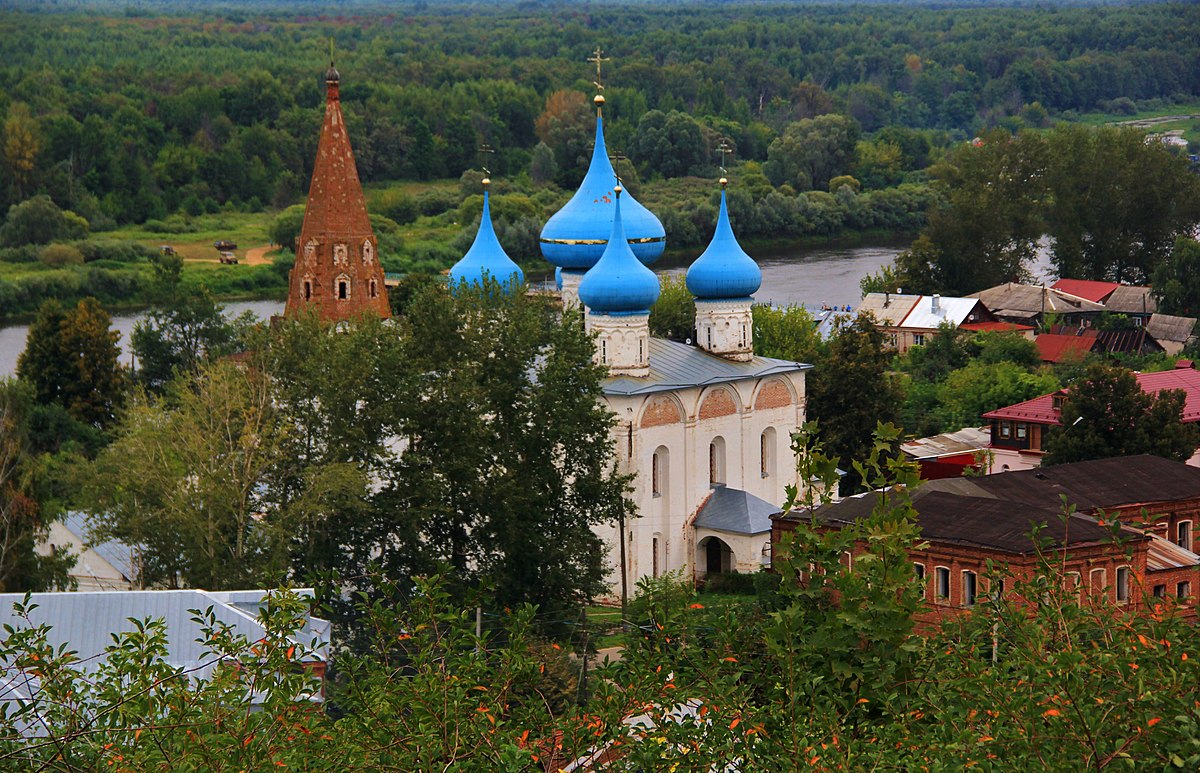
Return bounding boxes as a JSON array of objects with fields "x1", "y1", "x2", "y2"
[
  {"x1": 932, "y1": 294, "x2": 941, "y2": 313},
  {"x1": 884, "y1": 291, "x2": 890, "y2": 307}
]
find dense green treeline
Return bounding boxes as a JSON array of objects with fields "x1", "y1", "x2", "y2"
[{"x1": 1, "y1": 1, "x2": 1198, "y2": 227}]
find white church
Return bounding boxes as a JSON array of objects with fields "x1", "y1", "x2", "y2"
[{"x1": 451, "y1": 89, "x2": 811, "y2": 597}]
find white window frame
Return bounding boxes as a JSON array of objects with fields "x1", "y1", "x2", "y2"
[
  {"x1": 1090, "y1": 568, "x2": 1107, "y2": 600},
  {"x1": 1177, "y1": 520, "x2": 1193, "y2": 552},
  {"x1": 1178, "y1": 581, "x2": 1191, "y2": 600},
  {"x1": 935, "y1": 566, "x2": 951, "y2": 603},
  {"x1": 1116, "y1": 566, "x2": 1130, "y2": 604},
  {"x1": 963, "y1": 570, "x2": 978, "y2": 607}
]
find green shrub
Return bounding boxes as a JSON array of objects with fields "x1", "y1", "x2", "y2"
[
  {"x1": 700, "y1": 570, "x2": 759, "y2": 595},
  {"x1": 39, "y1": 243, "x2": 85, "y2": 267}
]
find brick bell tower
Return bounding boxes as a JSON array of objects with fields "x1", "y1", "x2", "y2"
[{"x1": 285, "y1": 61, "x2": 390, "y2": 321}]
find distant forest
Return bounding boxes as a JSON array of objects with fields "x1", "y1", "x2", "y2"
[{"x1": 1, "y1": 1, "x2": 1198, "y2": 226}]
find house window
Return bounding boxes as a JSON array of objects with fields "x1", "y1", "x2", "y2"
[
  {"x1": 1116, "y1": 566, "x2": 1130, "y2": 603},
  {"x1": 963, "y1": 571, "x2": 978, "y2": 606},
  {"x1": 913, "y1": 562, "x2": 925, "y2": 580},
  {"x1": 1090, "y1": 568, "x2": 1107, "y2": 599},
  {"x1": 992, "y1": 577, "x2": 1006, "y2": 600},
  {"x1": 1016, "y1": 423, "x2": 1028, "y2": 440},
  {"x1": 709, "y1": 437, "x2": 726, "y2": 487},
  {"x1": 999, "y1": 421, "x2": 1012, "y2": 439},
  {"x1": 760, "y1": 427, "x2": 777, "y2": 479},
  {"x1": 843, "y1": 551, "x2": 853, "y2": 570},
  {"x1": 912, "y1": 333, "x2": 926, "y2": 346},
  {"x1": 935, "y1": 567, "x2": 950, "y2": 602},
  {"x1": 1178, "y1": 581, "x2": 1191, "y2": 599},
  {"x1": 1154, "y1": 584, "x2": 1166, "y2": 598},
  {"x1": 1067, "y1": 572, "x2": 1082, "y2": 602},
  {"x1": 1178, "y1": 521, "x2": 1193, "y2": 552}
]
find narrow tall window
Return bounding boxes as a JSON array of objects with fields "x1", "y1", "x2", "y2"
[
  {"x1": 1116, "y1": 566, "x2": 1130, "y2": 603},
  {"x1": 1090, "y1": 568, "x2": 1107, "y2": 600},
  {"x1": 369, "y1": 279, "x2": 378, "y2": 298},
  {"x1": 760, "y1": 427, "x2": 777, "y2": 479},
  {"x1": 652, "y1": 537, "x2": 660, "y2": 577},
  {"x1": 651, "y1": 451, "x2": 661, "y2": 497},
  {"x1": 303, "y1": 280, "x2": 312, "y2": 300},
  {"x1": 963, "y1": 571, "x2": 977, "y2": 606},
  {"x1": 1178, "y1": 581, "x2": 1191, "y2": 599},
  {"x1": 935, "y1": 567, "x2": 950, "y2": 602},
  {"x1": 639, "y1": 338, "x2": 644, "y2": 363},
  {"x1": 601, "y1": 339, "x2": 607, "y2": 363},
  {"x1": 913, "y1": 563, "x2": 926, "y2": 580},
  {"x1": 1178, "y1": 521, "x2": 1193, "y2": 552},
  {"x1": 709, "y1": 437, "x2": 726, "y2": 487}
]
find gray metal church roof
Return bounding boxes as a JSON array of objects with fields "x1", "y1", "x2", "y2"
[
  {"x1": 693, "y1": 486, "x2": 782, "y2": 535},
  {"x1": 602, "y1": 338, "x2": 810, "y2": 396}
]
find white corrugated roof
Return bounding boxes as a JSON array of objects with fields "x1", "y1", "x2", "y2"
[{"x1": 899, "y1": 295, "x2": 986, "y2": 329}]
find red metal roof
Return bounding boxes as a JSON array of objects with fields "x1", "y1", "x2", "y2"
[
  {"x1": 1052, "y1": 279, "x2": 1121, "y2": 304},
  {"x1": 984, "y1": 364, "x2": 1200, "y2": 424},
  {"x1": 1035, "y1": 331, "x2": 1099, "y2": 363},
  {"x1": 959, "y1": 321, "x2": 1034, "y2": 333}
]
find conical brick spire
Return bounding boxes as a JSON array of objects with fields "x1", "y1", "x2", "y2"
[{"x1": 285, "y1": 62, "x2": 390, "y2": 320}]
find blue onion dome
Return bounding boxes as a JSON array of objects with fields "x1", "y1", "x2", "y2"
[
  {"x1": 686, "y1": 184, "x2": 762, "y2": 300},
  {"x1": 540, "y1": 110, "x2": 666, "y2": 269},
  {"x1": 448, "y1": 185, "x2": 524, "y2": 292},
  {"x1": 579, "y1": 188, "x2": 661, "y2": 314}
]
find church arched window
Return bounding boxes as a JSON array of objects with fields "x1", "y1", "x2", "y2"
[
  {"x1": 303, "y1": 279, "x2": 313, "y2": 301},
  {"x1": 335, "y1": 274, "x2": 351, "y2": 300},
  {"x1": 362, "y1": 239, "x2": 375, "y2": 265},
  {"x1": 709, "y1": 437, "x2": 726, "y2": 487},
  {"x1": 652, "y1": 446, "x2": 669, "y2": 498},
  {"x1": 760, "y1": 427, "x2": 777, "y2": 479},
  {"x1": 369, "y1": 279, "x2": 378, "y2": 298}
]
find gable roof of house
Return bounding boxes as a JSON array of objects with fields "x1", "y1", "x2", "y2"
[
  {"x1": 693, "y1": 486, "x2": 781, "y2": 535},
  {"x1": 796, "y1": 487, "x2": 1124, "y2": 555},
  {"x1": 1146, "y1": 313, "x2": 1198, "y2": 345},
  {"x1": 1104, "y1": 286, "x2": 1157, "y2": 315},
  {"x1": 61, "y1": 511, "x2": 136, "y2": 582},
  {"x1": 1052, "y1": 279, "x2": 1120, "y2": 304},
  {"x1": 970, "y1": 283, "x2": 1108, "y2": 316},
  {"x1": 901, "y1": 426, "x2": 991, "y2": 460},
  {"x1": 897, "y1": 296, "x2": 990, "y2": 330},
  {"x1": 984, "y1": 363, "x2": 1200, "y2": 424},
  {"x1": 1035, "y1": 330, "x2": 1099, "y2": 363},
  {"x1": 857, "y1": 293, "x2": 921, "y2": 327},
  {"x1": 959, "y1": 321, "x2": 1035, "y2": 333},
  {"x1": 602, "y1": 337, "x2": 810, "y2": 397}
]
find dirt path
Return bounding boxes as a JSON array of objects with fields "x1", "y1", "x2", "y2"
[{"x1": 243, "y1": 245, "x2": 273, "y2": 266}]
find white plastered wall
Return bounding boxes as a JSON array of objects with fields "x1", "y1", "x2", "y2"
[{"x1": 597, "y1": 368, "x2": 807, "y2": 597}]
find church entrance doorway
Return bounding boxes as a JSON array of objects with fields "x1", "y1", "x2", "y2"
[{"x1": 698, "y1": 536, "x2": 733, "y2": 575}]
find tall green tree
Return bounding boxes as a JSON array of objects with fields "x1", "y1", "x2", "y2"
[
  {"x1": 807, "y1": 312, "x2": 901, "y2": 491},
  {"x1": 764, "y1": 114, "x2": 861, "y2": 191},
  {"x1": 0, "y1": 379, "x2": 75, "y2": 593},
  {"x1": 1043, "y1": 361, "x2": 1198, "y2": 465},
  {"x1": 648, "y1": 274, "x2": 696, "y2": 342},
  {"x1": 1044, "y1": 124, "x2": 1200, "y2": 284},
  {"x1": 1152, "y1": 236, "x2": 1200, "y2": 318},
  {"x1": 895, "y1": 129, "x2": 1047, "y2": 295},
  {"x1": 18, "y1": 298, "x2": 125, "y2": 428}
]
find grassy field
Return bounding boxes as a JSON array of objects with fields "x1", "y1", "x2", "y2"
[{"x1": 1073, "y1": 102, "x2": 1200, "y2": 145}]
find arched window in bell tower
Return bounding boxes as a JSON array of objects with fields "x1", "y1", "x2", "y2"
[
  {"x1": 335, "y1": 274, "x2": 351, "y2": 300},
  {"x1": 303, "y1": 279, "x2": 313, "y2": 301}
]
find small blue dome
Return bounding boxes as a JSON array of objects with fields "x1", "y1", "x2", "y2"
[
  {"x1": 686, "y1": 188, "x2": 762, "y2": 300},
  {"x1": 448, "y1": 190, "x2": 524, "y2": 292},
  {"x1": 540, "y1": 111, "x2": 666, "y2": 269},
  {"x1": 578, "y1": 191, "x2": 661, "y2": 315}
]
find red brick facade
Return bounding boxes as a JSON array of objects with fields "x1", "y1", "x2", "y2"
[{"x1": 284, "y1": 66, "x2": 390, "y2": 321}]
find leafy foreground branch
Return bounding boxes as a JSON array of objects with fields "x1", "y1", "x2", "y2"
[{"x1": 3, "y1": 430, "x2": 1199, "y2": 770}]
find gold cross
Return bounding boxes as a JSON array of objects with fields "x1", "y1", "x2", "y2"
[
  {"x1": 609, "y1": 150, "x2": 627, "y2": 187},
  {"x1": 716, "y1": 139, "x2": 733, "y2": 177},
  {"x1": 329, "y1": 37, "x2": 335, "y2": 66},
  {"x1": 588, "y1": 47, "x2": 611, "y2": 93},
  {"x1": 478, "y1": 143, "x2": 495, "y2": 177}
]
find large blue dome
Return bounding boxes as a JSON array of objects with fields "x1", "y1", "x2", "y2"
[
  {"x1": 686, "y1": 188, "x2": 761, "y2": 300},
  {"x1": 448, "y1": 189, "x2": 524, "y2": 292},
  {"x1": 578, "y1": 191, "x2": 661, "y2": 315},
  {"x1": 539, "y1": 111, "x2": 665, "y2": 270}
]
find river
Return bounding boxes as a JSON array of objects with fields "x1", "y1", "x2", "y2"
[{"x1": 0, "y1": 242, "x2": 1058, "y2": 377}]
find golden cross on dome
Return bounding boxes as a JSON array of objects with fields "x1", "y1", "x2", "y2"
[
  {"x1": 478, "y1": 143, "x2": 495, "y2": 177},
  {"x1": 609, "y1": 150, "x2": 627, "y2": 187},
  {"x1": 329, "y1": 37, "x2": 335, "y2": 66},
  {"x1": 716, "y1": 139, "x2": 733, "y2": 177},
  {"x1": 588, "y1": 47, "x2": 611, "y2": 93}
]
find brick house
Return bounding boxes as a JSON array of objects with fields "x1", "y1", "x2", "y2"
[
  {"x1": 982, "y1": 360, "x2": 1200, "y2": 472},
  {"x1": 770, "y1": 455, "x2": 1200, "y2": 626}
]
